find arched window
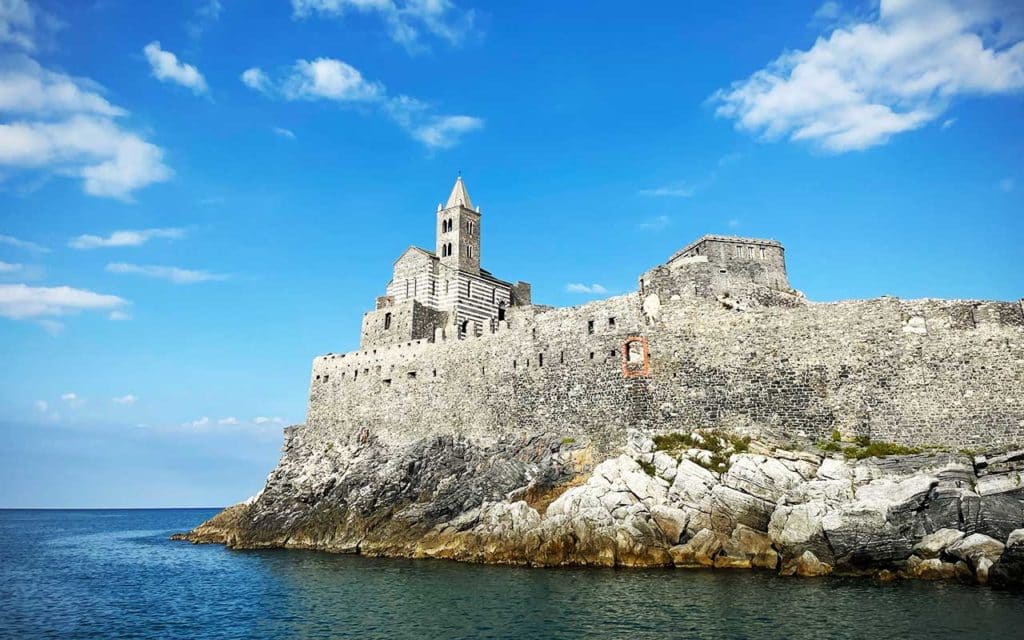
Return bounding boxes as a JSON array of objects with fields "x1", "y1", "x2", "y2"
[
  {"x1": 384, "y1": 312, "x2": 392, "y2": 330},
  {"x1": 447, "y1": 242, "x2": 453, "y2": 256}
]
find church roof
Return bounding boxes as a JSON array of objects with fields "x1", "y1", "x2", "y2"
[{"x1": 445, "y1": 176, "x2": 474, "y2": 209}]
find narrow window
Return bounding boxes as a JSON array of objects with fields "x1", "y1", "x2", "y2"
[
  {"x1": 405, "y1": 280, "x2": 410, "y2": 297},
  {"x1": 384, "y1": 312, "x2": 392, "y2": 330},
  {"x1": 539, "y1": 353, "x2": 544, "y2": 367},
  {"x1": 532, "y1": 327, "x2": 537, "y2": 339},
  {"x1": 491, "y1": 288, "x2": 496, "y2": 304},
  {"x1": 589, "y1": 352, "x2": 595, "y2": 360},
  {"x1": 498, "y1": 305, "x2": 506, "y2": 321},
  {"x1": 431, "y1": 281, "x2": 436, "y2": 296},
  {"x1": 354, "y1": 370, "x2": 358, "y2": 380},
  {"x1": 460, "y1": 320, "x2": 469, "y2": 337},
  {"x1": 587, "y1": 320, "x2": 594, "y2": 334},
  {"x1": 760, "y1": 247, "x2": 766, "y2": 259},
  {"x1": 513, "y1": 359, "x2": 517, "y2": 369},
  {"x1": 481, "y1": 366, "x2": 486, "y2": 375},
  {"x1": 559, "y1": 351, "x2": 564, "y2": 364}
]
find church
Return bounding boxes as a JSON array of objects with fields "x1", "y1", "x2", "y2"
[{"x1": 359, "y1": 177, "x2": 532, "y2": 349}]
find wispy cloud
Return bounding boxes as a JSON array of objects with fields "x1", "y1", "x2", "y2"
[
  {"x1": 0, "y1": 260, "x2": 22, "y2": 273},
  {"x1": 638, "y1": 184, "x2": 695, "y2": 198},
  {"x1": 242, "y1": 58, "x2": 483, "y2": 149},
  {"x1": 712, "y1": 0, "x2": 1024, "y2": 152},
  {"x1": 60, "y1": 392, "x2": 76, "y2": 402},
  {"x1": 186, "y1": 0, "x2": 222, "y2": 39},
  {"x1": 105, "y1": 262, "x2": 227, "y2": 284},
  {"x1": 217, "y1": 416, "x2": 239, "y2": 425},
  {"x1": 273, "y1": 127, "x2": 296, "y2": 140},
  {"x1": 291, "y1": 0, "x2": 476, "y2": 54},
  {"x1": 69, "y1": 227, "x2": 185, "y2": 249},
  {"x1": 113, "y1": 394, "x2": 137, "y2": 405},
  {"x1": 108, "y1": 310, "x2": 131, "y2": 321},
  {"x1": 637, "y1": 215, "x2": 670, "y2": 232},
  {"x1": 0, "y1": 234, "x2": 48, "y2": 253},
  {"x1": 143, "y1": 41, "x2": 208, "y2": 94},
  {"x1": 183, "y1": 416, "x2": 210, "y2": 428},
  {"x1": 0, "y1": 284, "x2": 128, "y2": 328},
  {"x1": 253, "y1": 416, "x2": 285, "y2": 425},
  {"x1": 565, "y1": 283, "x2": 608, "y2": 294},
  {"x1": 941, "y1": 118, "x2": 957, "y2": 130}
]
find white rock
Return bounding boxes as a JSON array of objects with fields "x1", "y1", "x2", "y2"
[{"x1": 912, "y1": 528, "x2": 966, "y2": 559}]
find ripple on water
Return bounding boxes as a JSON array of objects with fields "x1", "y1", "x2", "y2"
[{"x1": 1, "y1": 509, "x2": 1022, "y2": 640}]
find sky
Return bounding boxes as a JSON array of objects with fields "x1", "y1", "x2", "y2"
[{"x1": 1, "y1": 0, "x2": 1022, "y2": 508}]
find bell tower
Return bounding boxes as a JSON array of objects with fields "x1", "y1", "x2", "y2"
[{"x1": 436, "y1": 175, "x2": 481, "y2": 275}]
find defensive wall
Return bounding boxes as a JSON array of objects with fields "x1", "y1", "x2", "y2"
[{"x1": 307, "y1": 285, "x2": 1024, "y2": 453}]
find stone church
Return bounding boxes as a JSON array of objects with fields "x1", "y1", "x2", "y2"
[{"x1": 360, "y1": 177, "x2": 532, "y2": 348}]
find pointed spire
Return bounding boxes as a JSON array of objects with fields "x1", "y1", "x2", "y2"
[{"x1": 445, "y1": 175, "x2": 473, "y2": 209}]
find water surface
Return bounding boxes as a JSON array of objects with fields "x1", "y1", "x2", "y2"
[{"x1": 1, "y1": 509, "x2": 1020, "y2": 639}]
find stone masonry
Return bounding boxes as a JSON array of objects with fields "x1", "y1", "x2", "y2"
[{"x1": 308, "y1": 178, "x2": 1024, "y2": 454}]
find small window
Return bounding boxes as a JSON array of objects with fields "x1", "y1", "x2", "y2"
[
  {"x1": 432, "y1": 369, "x2": 437, "y2": 377},
  {"x1": 610, "y1": 349, "x2": 617, "y2": 357},
  {"x1": 589, "y1": 352, "x2": 595, "y2": 360},
  {"x1": 383, "y1": 378, "x2": 392, "y2": 386},
  {"x1": 354, "y1": 371, "x2": 358, "y2": 380},
  {"x1": 587, "y1": 320, "x2": 594, "y2": 335},
  {"x1": 407, "y1": 371, "x2": 417, "y2": 379},
  {"x1": 532, "y1": 327, "x2": 537, "y2": 339},
  {"x1": 315, "y1": 375, "x2": 321, "y2": 381},
  {"x1": 323, "y1": 374, "x2": 330, "y2": 382},
  {"x1": 559, "y1": 351, "x2": 564, "y2": 364},
  {"x1": 760, "y1": 247, "x2": 766, "y2": 259},
  {"x1": 539, "y1": 353, "x2": 544, "y2": 366},
  {"x1": 384, "y1": 312, "x2": 392, "y2": 330},
  {"x1": 513, "y1": 359, "x2": 517, "y2": 369},
  {"x1": 608, "y1": 317, "x2": 616, "y2": 328}
]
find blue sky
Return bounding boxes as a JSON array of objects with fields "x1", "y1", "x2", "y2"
[{"x1": 1, "y1": 0, "x2": 1021, "y2": 507}]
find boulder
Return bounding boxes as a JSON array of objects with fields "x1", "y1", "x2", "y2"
[
  {"x1": 779, "y1": 550, "x2": 832, "y2": 577},
  {"x1": 905, "y1": 555, "x2": 972, "y2": 581},
  {"x1": 989, "y1": 529, "x2": 1024, "y2": 588},
  {"x1": 709, "y1": 485, "x2": 776, "y2": 532},
  {"x1": 670, "y1": 529, "x2": 726, "y2": 568},
  {"x1": 769, "y1": 501, "x2": 834, "y2": 563},
  {"x1": 722, "y1": 455, "x2": 804, "y2": 503},
  {"x1": 946, "y1": 533, "x2": 1005, "y2": 570},
  {"x1": 715, "y1": 525, "x2": 779, "y2": 570},
  {"x1": 912, "y1": 528, "x2": 965, "y2": 559},
  {"x1": 650, "y1": 505, "x2": 689, "y2": 545}
]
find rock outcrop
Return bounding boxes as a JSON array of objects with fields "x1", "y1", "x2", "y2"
[{"x1": 176, "y1": 428, "x2": 1024, "y2": 587}]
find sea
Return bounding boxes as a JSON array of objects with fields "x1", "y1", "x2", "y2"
[{"x1": 1, "y1": 508, "x2": 1021, "y2": 639}]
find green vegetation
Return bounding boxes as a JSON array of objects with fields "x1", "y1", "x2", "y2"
[
  {"x1": 638, "y1": 459, "x2": 657, "y2": 477},
  {"x1": 830, "y1": 429, "x2": 842, "y2": 442},
  {"x1": 560, "y1": 437, "x2": 576, "y2": 446},
  {"x1": 815, "y1": 435, "x2": 922, "y2": 459},
  {"x1": 652, "y1": 430, "x2": 749, "y2": 473}
]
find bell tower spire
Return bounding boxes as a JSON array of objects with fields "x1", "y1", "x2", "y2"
[{"x1": 436, "y1": 175, "x2": 481, "y2": 275}]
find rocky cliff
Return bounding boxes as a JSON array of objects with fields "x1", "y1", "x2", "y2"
[{"x1": 176, "y1": 425, "x2": 1024, "y2": 587}]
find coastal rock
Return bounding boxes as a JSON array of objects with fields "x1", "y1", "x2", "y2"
[
  {"x1": 779, "y1": 551, "x2": 832, "y2": 577},
  {"x1": 714, "y1": 525, "x2": 779, "y2": 570},
  {"x1": 650, "y1": 505, "x2": 689, "y2": 545},
  {"x1": 670, "y1": 529, "x2": 726, "y2": 568},
  {"x1": 946, "y1": 533, "x2": 1005, "y2": 570},
  {"x1": 768, "y1": 501, "x2": 833, "y2": 563},
  {"x1": 912, "y1": 528, "x2": 965, "y2": 559},
  {"x1": 989, "y1": 529, "x2": 1024, "y2": 588},
  {"x1": 905, "y1": 555, "x2": 972, "y2": 582}
]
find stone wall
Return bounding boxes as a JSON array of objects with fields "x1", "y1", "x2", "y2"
[{"x1": 309, "y1": 291, "x2": 1024, "y2": 453}]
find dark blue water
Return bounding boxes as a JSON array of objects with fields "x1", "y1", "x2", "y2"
[{"x1": 1, "y1": 509, "x2": 1021, "y2": 639}]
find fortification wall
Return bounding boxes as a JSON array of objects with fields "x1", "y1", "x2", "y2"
[{"x1": 308, "y1": 294, "x2": 1024, "y2": 453}]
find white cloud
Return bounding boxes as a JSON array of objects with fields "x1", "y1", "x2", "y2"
[
  {"x1": 291, "y1": 0, "x2": 475, "y2": 53},
  {"x1": 243, "y1": 59, "x2": 482, "y2": 149},
  {"x1": 241, "y1": 67, "x2": 272, "y2": 94},
  {"x1": 34, "y1": 399, "x2": 47, "y2": 412},
  {"x1": 283, "y1": 58, "x2": 382, "y2": 101},
  {"x1": 639, "y1": 184, "x2": 695, "y2": 198},
  {"x1": 408, "y1": 114, "x2": 483, "y2": 150},
  {"x1": 217, "y1": 416, "x2": 238, "y2": 425},
  {"x1": 253, "y1": 416, "x2": 285, "y2": 425},
  {"x1": 941, "y1": 118, "x2": 957, "y2": 129},
  {"x1": 0, "y1": 0, "x2": 40, "y2": 51},
  {"x1": 113, "y1": 394, "x2": 136, "y2": 404},
  {"x1": 565, "y1": 283, "x2": 608, "y2": 294},
  {"x1": 0, "y1": 233, "x2": 48, "y2": 252},
  {"x1": 637, "y1": 215, "x2": 670, "y2": 232},
  {"x1": 0, "y1": 56, "x2": 125, "y2": 117},
  {"x1": 1000, "y1": 177, "x2": 1015, "y2": 192},
  {"x1": 143, "y1": 41, "x2": 208, "y2": 94},
  {"x1": 0, "y1": 283, "x2": 127, "y2": 320},
  {"x1": 105, "y1": 262, "x2": 227, "y2": 284},
  {"x1": 60, "y1": 392, "x2": 76, "y2": 401},
  {"x1": 713, "y1": 0, "x2": 1024, "y2": 152},
  {"x1": 184, "y1": 416, "x2": 210, "y2": 428},
  {"x1": 108, "y1": 310, "x2": 131, "y2": 321},
  {"x1": 0, "y1": 260, "x2": 22, "y2": 272},
  {"x1": 273, "y1": 126, "x2": 296, "y2": 139},
  {"x1": 69, "y1": 227, "x2": 185, "y2": 249}
]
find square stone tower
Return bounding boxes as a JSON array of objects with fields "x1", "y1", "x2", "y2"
[{"x1": 436, "y1": 176, "x2": 481, "y2": 276}]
